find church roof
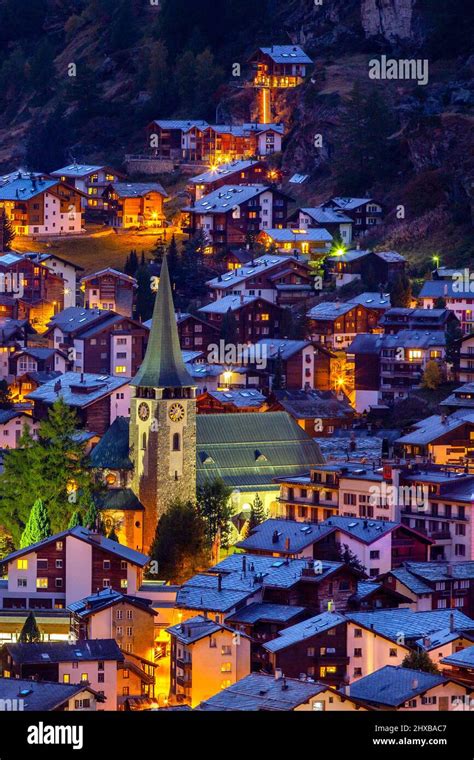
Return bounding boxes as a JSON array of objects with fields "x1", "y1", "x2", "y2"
[
  {"x1": 130, "y1": 255, "x2": 194, "y2": 389},
  {"x1": 89, "y1": 412, "x2": 323, "y2": 491}
]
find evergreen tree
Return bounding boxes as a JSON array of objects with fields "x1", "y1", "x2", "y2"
[
  {"x1": 174, "y1": 50, "x2": 197, "y2": 110},
  {"x1": 338, "y1": 543, "x2": 366, "y2": 573},
  {"x1": 0, "y1": 530, "x2": 15, "y2": 560},
  {"x1": 446, "y1": 319, "x2": 463, "y2": 366},
  {"x1": 135, "y1": 265, "x2": 155, "y2": 322},
  {"x1": 179, "y1": 231, "x2": 210, "y2": 303},
  {"x1": 193, "y1": 49, "x2": 224, "y2": 119},
  {"x1": 18, "y1": 611, "x2": 41, "y2": 643},
  {"x1": 124, "y1": 250, "x2": 139, "y2": 276},
  {"x1": 272, "y1": 349, "x2": 285, "y2": 390},
  {"x1": 167, "y1": 234, "x2": 180, "y2": 282},
  {"x1": 147, "y1": 40, "x2": 171, "y2": 114},
  {"x1": 389, "y1": 273, "x2": 412, "y2": 308},
  {"x1": 84, "y1": 500, "x2": 102, "y2": 532},
  {"x1": 401, "y1": 649, "x2": 440, "y2": 674},
  {"x1": 20, "y1": 499, "x2": 52, "y2": 548},
  {"x1": 0, "y1": 211, "x2": 15, "y2": 252},
  {"x1": 0, "y1": 400, "x2": 97, "y2": 543},
  {"x1": 246, "y1": 494, "x2": 266, "y2": 535},
  {"x1": 148, "y1": 499, "x2": 210, "y2": 584},
  {"x1": 68, "y1": 510, "x2": 83, "y2": 529},
  {"x1": 197, "y1": 478, "x2": 233, "y2": 549},
  {"x1": 434, "y1": 296, "x2": 446, "y2": 308}
]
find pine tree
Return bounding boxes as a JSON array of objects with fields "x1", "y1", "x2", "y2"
[
  {"x1": 167, "y1": 234, "x2": 180, "y2": 282},
  {"x1": 389, "y1": 273, "x2": 412, "y2": 308},
  {"x1": 0, "y1": 400, "x2": 98, "y2": 543},
  {"x1": 148, "y1": 499, "x2": 210, "y2": 584},
  {"x1": 84, "y1": 500, "x2": 102, "y2": 532},
  {"x1": 338, "y1": 543, "x2": 366, "y2": 573},
  {"x1": 18, "y1": 611, "x2": 41, "y2": 643},
  {"x1": 272, "y1": 349, "x2": 284, "y2": 390},
  {"x1": 68, "y1": 510, "x2": 83, "y2": 529},
  {"x1": 197, "y1": 478, "x2": 233, "y2": 549},
  {"x1": 0, "y1": 210, "x2": 15, "y2": 252},
  {"x1": 135, "y1": 264, "x2": 155, "y2": 322},
  {"x1": 20, "y1": 500, "x2": 52, "y2": 548},
  {"x1": 0, "y1": 530, "x2": 15, "y2": 560},
  {"x1": 446, "y1": 319, "x2": 463, "y2": 366},
  {"x1": 246, "y1": 494, "x2": 266, "y2": 535},
  {"x1": 401, "y1": 649, "x2": 440, "y2": 674}
]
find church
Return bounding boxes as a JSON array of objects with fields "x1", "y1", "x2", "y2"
[{"x1": 90, "y1": 256, "x2": 324, "y2": 553}]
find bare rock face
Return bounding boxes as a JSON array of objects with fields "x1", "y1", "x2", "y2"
[{"x1": 361, "y1": 0, "x2": 414, "y2": 41}]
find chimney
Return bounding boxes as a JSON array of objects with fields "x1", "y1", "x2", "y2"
[
  {"x1": 285, "y1": 537, "x2": 290, "y2": 551},
  {"x1": 411, "y1": 678, "x2": 419, "y2": 690},
  {"x1": 274, "y1": 668, "x2": 283, "y2": 681},
  {"x1": 242, "y1": 555, "x2": 247, "y2": 574},
  {"x1": 272, "y1": 530, "x2": 279, "y2": 544},
  {"x1": 217, "y1": 573, "x2": 222, "y2": 592},
  {"x1": 450, "y1": 612, "x2": 455, "y2": 633}
]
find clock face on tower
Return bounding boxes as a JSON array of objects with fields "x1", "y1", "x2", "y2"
[
  {"x1": 138, "y1": 402, "x2": 150, "y2": 421},
  {"x1": 168, "y1": 402, "x2": 185, "y2": 422}
]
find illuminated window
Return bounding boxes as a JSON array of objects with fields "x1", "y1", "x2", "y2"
[
  {"x1": 261, "y1": 313, "x2": 269, "y2": 321},
  {"x1": 63, "y1": 674, "x2": 70, "y2": 684},
  {"x1": 106, "y1": 473, "x2": 117, "y2": 485},
  {"x1": 123, "y1": 687, "x2": 130, "y2": 696},
  {"x1": 220, "y1": 680, "x2": 232, "y2": 689},
  {"x1": 320, "y1": 666, "x2": 337, "y2": 677},
  {"x1": 221, "y1": 663, "x2": 232, "y2": 673},
  {"x1": 221, "y1": 645, "x2": 232, "y2": 655},
  {"x1": 115, "y1": 366, "x2": 127, "y2": 374},
  {"x1": 408, "y1": 349, "x2": 422, "y2": 361},
  {"x1": 17, "y1": 559, "x2": 28, "y2": 570},
  {"x1": 123, "y1": 669, "x2": 129, "y2": 679},
  {"x1": 121, "y1": 579, "x2": 128, "y2": 589},
  {"x1": 81, "y1": 673, "x2": 88, "y2": 682},
  {"x1": 36, "y1": 578, "x2": 48, "y2": 589},
  {"x1": 56, "y1": 542, "x2": 63, "y2": 551}
]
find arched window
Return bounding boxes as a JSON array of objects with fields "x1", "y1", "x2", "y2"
[{"x1": 172, "y1": 432, "x2": 181, "y2": 451}]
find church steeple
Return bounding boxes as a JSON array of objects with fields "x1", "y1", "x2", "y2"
[{"x1": 131, "y1": 254, "x2": 193, "y2": 389}]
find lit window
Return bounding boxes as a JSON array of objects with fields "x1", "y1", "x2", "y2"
[
  {"x1": 17, "y1": 559, "x2": 28, "y2": 570},
  {"x1": 261, "y1": 313, "x2": 270, "y2": 322},
  {"x1": 121, "y1": 579, "x2": 128, "y2": 589},
  {"x1": 220, "y1": 680, "x2": 232, "y2": 689},
  {"x1": 36, "y1": 578, "x2": 48, "y2": 589},
  {"x1": 221, "y1": 663, "x2": 232, "y2": 673},
  {"x1": 81, "y1": 673, "x2": 88, "y2": 682},
  {"x1": 115, "y1": 366, "x2": 127, "y2": 374},
  {"x1": 123, "y1": 669, "x2": 129, "y2": 679},
  {"x1": 63, "y1": 674, "x2": 70, "y2": 684}
]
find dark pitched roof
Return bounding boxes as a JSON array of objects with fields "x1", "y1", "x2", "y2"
[
  {"x1": 131, "y1": 255, "x2": 194, "y2": 389},
  {"x1": 225, "y1": 602, "x2": 307, "y2": 625},
  {"x1": 93, "y1": 488, "x2": 144, "y2": 511},
  {"x1": 4, "y1": 639, "x2": 124, "y2": 664},
  {"x1": 89, "y1": 417, "x2": 133, "y2": 470},
  {"x1": 68, "y1": 589, "x2": 154, "y2": 619},
  {"x1": 348, "y1": 609, "x2": 474, "y2": 642},
  {"x1": 441, "y1": 645, "x2": 474, "y2": 668},
  {"x1": 198, "y1": 672, "x2": 327, "y2": 711},
  {"x1": 0, "y1": 678, "x2": 98, "y2": 711},
  {"x1": 349, "y1": 666, "x2": 449, "y2": 707},
  {"x1": 264, "y1": 612, "x2": 346, "y2": 653}
]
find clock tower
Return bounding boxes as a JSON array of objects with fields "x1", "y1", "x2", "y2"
[{"x1": 129, "y1": 255, "x2": 197, "y2": 553}]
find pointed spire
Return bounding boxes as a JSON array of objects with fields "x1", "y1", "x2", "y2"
[{"x1": 131, "y1": 255, "x2": 194, "y2": 389}]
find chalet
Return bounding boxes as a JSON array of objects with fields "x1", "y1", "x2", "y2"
[
  {"x1": 416, "y1": 629, "x2": 474, "y2": 667},
  {"x1": 263, "y1": 611, "x2": 348, "y2": 687},
  {"x1": 225, "y1": 602, "x2": 310, "y2": 672},
  {"x1": 441, "y1": 382, "x2": 474, "y2": 413},
  {"x1": 102, "y1": 182, "x2": 168, "y2": 229},
  {"x1": 182, "y1": 185, "x2": 291, "y2": 254},
  {"x1": 349, "y1": 665, "x2": 472, "y2": 710},
  {"x1": 0, "y1": 317, "x2": 34, "y2": 379},
  {"x1": 206, "y1": 254, "x2": 313, "y2": 307},
  {"x1": 258, "y1": 227, "x2": 332, "y2": 258},
  {"x1": 197, "y1": 389, "x2": 268, "y2": 414},
  {"x1": 198, "y1": 295, "x2": 283, "y2": 343},
  {"x1": 380, "y1": 307, "x2": 459, "y2": 335},
  {"x1": 69, "y1": 589, "x2": 155, "y2": 663},
  {"x1": 307, "y1": 294, "x2": 390, "y2": 350},
  {"x1": 9, "y1": 347, "x2": 68, "y2": 379},
  {"x1": 0, "y1": 677, "x2": 100, "y2": 711},
  {"x1": 395, "y1": 412, "x2": 474, "y2": 465},
  {"x1": 23, "y1": 252, "x2": 82, "y2": 309},
  {"x1": 81, "y1": 268, "x2": 137, "y2": 318},
  {"x1": 249, "y1": 46, "x2": 312, "y2": 89},
  {"x1": 287, "y1": 206, "x2": 353, "y2": 245},
  {"x1": 441, "y1": 645, "x2": 474, "y2": 687},
  {"x1": 325, "y1": 197, "x2": 384, "y2": 236},
  {"x1": 240, "y1": 339, "x2": 333, "y2": 391},
  {"x1": 382, "y1": 563, "x2": 474, "y2": 616},
  {"x1": 167, "y1": 615, "x2": 251, "y2": 707},
  {"x1": 0, "y1": 252, "x2": 66, "y2": 331},
  {"x1": 275, "y1": 465, "x2": 344, "y2": 523},
  {"x1": 147, "y1": 120, "x2": 284, "y2": 163},
  {"x1": 45, "y1": 307, "x2": 148, "y2": 377},
  {"x1": 26, "y1": 371, "x2": 131, "y2": 435},
  {"x1": 418, "y1": 280, "x2": 474, "y2": 334},
  {"x1": 9, "y1": 370, "x2": 62, "y2": 404},
  {"x1": 0, "y1": 409, "x2": 38, "y2": 449},
  {"x1": 188, "y1": 159, "x2": 275, "y2": 202},
  {"x1": 459, "y1": 334, "x2": 474, "y2": 383},
  {"x1": 0, "y1": 174, "x2": 84, "y2": 236},
  {"x1": 1, "y1": 640, "x2": 123, "y2": 711},
  {"x1": 144, "y1": 312, "x2": 219, "y2": 354},
  {"x1": 0, "y1": 526, "x2": 149, "y2": 610},
  {"x1": 237, "y1": 517, "x2": 431, "y2": 575},
  {"x1": 50, "y1": 163, "x2": 124, "y2": 211},
  {"x1": 270, "y1": 388, "x2": 355, "y2": 436},
  {"x1": 327, "y1": 250, "x2": 406, "y2": 289},
  {"x1": 198, "y1": 671, "x2": 368, "y2": 712}
]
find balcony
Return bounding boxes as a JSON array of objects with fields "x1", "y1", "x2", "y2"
[{"x1": 176, "y1": 674, "x2": 192, "y2": 688}]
